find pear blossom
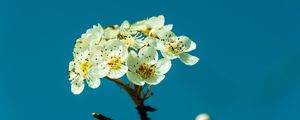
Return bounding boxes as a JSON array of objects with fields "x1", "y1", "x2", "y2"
[
  {"x1": 68, "y1": 15, "x2": 200, "y2": 95},
  {"x1": 92, "y1": 40, "x2": 128, "y2": 79},
  {"x1": 126, "y1": 47, "x2": 171, "y2": 86},
  {"x1": 146, "y1": 31, "x2": 199, "y2": 66},
  {"x1": 68, "y1": 50, "x2": 102, "y2": 94}
]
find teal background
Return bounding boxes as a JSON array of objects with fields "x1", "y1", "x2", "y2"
[{"x1": 0, "y1": 0, "x2": 299, "y2": 120}]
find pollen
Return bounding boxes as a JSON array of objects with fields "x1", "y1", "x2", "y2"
[
  {"x1": 136, "y1": 63, "x2": 155, "y2": 79},
  {"x1": 80, "y1": 60, "x2": 91, "y2": 77},
  {"x1": 107, "y1": 56, "x2": 123, "y2": 70}
]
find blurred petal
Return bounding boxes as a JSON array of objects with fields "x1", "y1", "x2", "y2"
[
  {"x1": 179, "y1": 53, "x2": 199, "y2": 65},
  {"x1": 195, "y1": 113, "x2": 210, "y2": 120}
]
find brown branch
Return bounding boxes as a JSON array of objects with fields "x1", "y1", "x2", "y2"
[
  {"x1": 143, "y1": 85, "x2": 153, "y2": 99},
  {"x1": 93, "y1": 77, "x2": 156, "y2": 120}
]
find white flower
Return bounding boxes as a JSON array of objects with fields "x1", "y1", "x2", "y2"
[
  {"x1": 68, "y1": 50, "x2": 102, "y2": 95},
  {"x1": 126, "y1": 47, "x2": 171, "y2": 86},
  {"x1": 92, "y1": 39, "x2": 128, "y2": 79},
  {"x1": 130, "y1": 15, "x2": 173, "y2": 37},
  {"x1": 146, "y1": 31, "x2": 199, "y2": 66},
  {"x1": 73, "y1": 24, "x2": 104, "y2": 57},
  {"x1": 119, "y1": 20, "x2": 147, "y2": 50}
]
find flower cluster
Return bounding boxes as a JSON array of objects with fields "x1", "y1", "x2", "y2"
[{"x1": 68, "y1": 15, "x2": 199, "y2": 94}]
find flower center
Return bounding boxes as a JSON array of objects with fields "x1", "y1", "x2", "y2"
[
  {"x1": 136, "y1": 63, "x2": 155, "y2": 79},
  {"x1": 166, "y1": 41, "x2": 183, "y2": 55},
  {"x1": 80, "y1": 60, "x2": 91, "y2": 77},
  {"x1": 108, "y1": 56, "x2": 123, "y2": 70}
]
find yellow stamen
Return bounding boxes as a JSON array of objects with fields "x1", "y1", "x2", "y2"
[
  {"x1": 80, "y1": 60, "x2": 91, "y2": 77},
  {"x1": 108, "y1": 56, "x2": 123, "y2": 70}
]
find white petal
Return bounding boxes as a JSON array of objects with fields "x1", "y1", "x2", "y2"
[
  {"x1": 86, "y1": 76, "x2": 101, "y2": 89},
  {"x1": 185, "y1": 41, "x2": 196, "y2": 52},
  {"x1": 98, "y1": 64, "x2": 109, "y2": 78},
  {"x1": 107, "y1": 65, "x2": 128, "y2": 79},
  {"x1": 126, "y1": 71, "x2": 145, "y2": 86},
  {"x1": 177, "y1": 36, "x2": 195, "y2": 52},
  {"x1": 179, "y1": 53, "x2": 199, "y2": 65},
  {"x1": 138, "y1": 47, "x2": 158, "y2": 64},
  {"x1": 145, "y1": 75, "x2": 165, "y2": 85},
  {"x1": 146, "y1": 15, "x2": 164, "y2": 29},
  {"x1": 127, "y1": 51, "x2": 139, "y2": 71},
  {"x1": 155, "y1": 58, "x2": 172, "y2": 75},
  {"x1": 71, "y1": 77, "x2": 85, "y2": 95}
]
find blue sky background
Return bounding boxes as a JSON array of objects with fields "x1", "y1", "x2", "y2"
[{"x1": 0, "y1": 0, "x2": 299, "y2": 120}]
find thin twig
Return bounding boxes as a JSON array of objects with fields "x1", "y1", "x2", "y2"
[{"x1": 143, "y1": 85, "x2": 153, "y2": 99}]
